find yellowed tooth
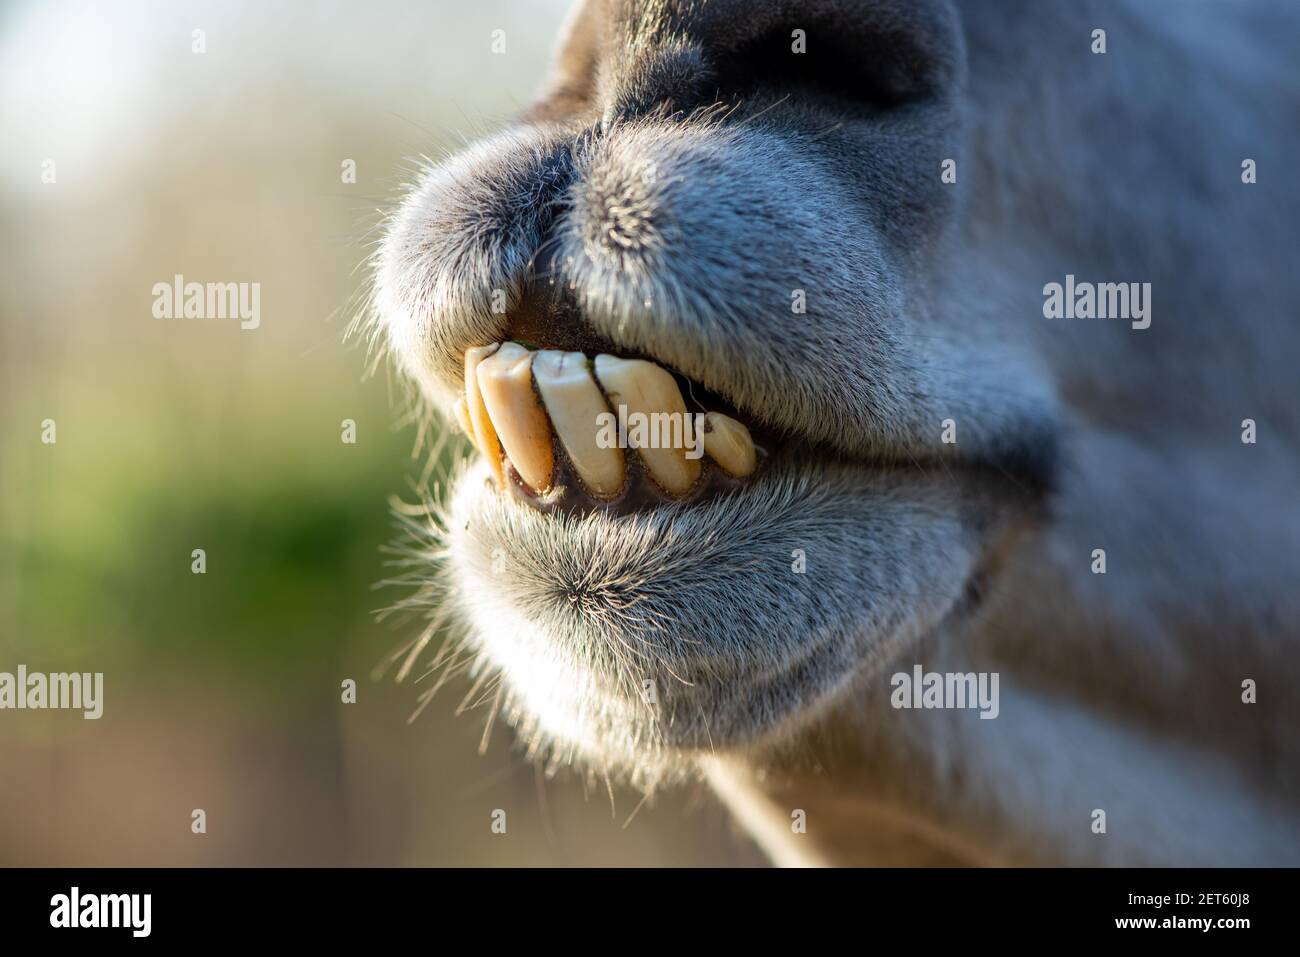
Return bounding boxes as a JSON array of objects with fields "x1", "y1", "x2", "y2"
[
  {"x1": 703, "y1": 412, "x2": 757, "y2": 478},
  {"x1": 593, "y1": 355, "x2": 701, "y2": 496},
  {"x1": 533, "y1": 351, "x2": 626, "y2": 498},
  {"x1": 452, "y1": 396, "x2": 475, "y2": 446},
  {"x1": 464, "y1": 343, "x2": 504, "y2": 487},
  {"x1": 476, "y1": 342, "x2": 554, "y2": 492}
]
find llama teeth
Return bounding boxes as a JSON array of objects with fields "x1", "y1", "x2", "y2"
[
  {"x1": 533, "y1": 350, "x2": 626, "y2": 497},
  {"x1": 476, "y1": 342, "x2": 555, "y2": 492},
  {"x1": 464, "y1": 343, "x2": 504, "y2": 487},
  {"x1": 703, "y1": 412, "x2": 757, "y2": 478},
  {"x1": 452, "y1": 396, "x2": 475, "y2": 445},
  {"x1": 593, "y1": 354, "x2": 701, "y2": 496}
]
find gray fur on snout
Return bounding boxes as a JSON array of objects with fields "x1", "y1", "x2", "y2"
[{"x1": 372, "y1": 0, "x2": 1300, "y2": 864}]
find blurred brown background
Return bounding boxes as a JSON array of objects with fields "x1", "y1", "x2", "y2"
[{"x1": 0, "y1": 0, "x2": 763, "y2": 865}]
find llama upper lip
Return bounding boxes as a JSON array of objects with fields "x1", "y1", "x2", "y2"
[{"x1": 441, "y1": 274, "x2": 1057, "y2": 501}]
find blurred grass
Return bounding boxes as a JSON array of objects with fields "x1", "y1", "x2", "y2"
[
  {"x1": 2, "y1": 374, "x2": 416, "y2": 687},
  {"x1": 0, "y1": 0, "x2": 763, "y2": 866}
]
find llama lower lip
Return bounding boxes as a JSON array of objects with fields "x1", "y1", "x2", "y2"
[{"x1": 442, "y1": 440, "x2": 1029, "y2": 770}]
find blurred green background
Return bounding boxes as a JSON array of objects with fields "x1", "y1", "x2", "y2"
[{"x1": 0, "y1": 0, "x2": 761, "y2": 865}]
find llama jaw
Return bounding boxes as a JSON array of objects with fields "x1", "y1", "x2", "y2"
[{"x1": 454, "y1": 340, "x2": 764, "y2": 515}]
